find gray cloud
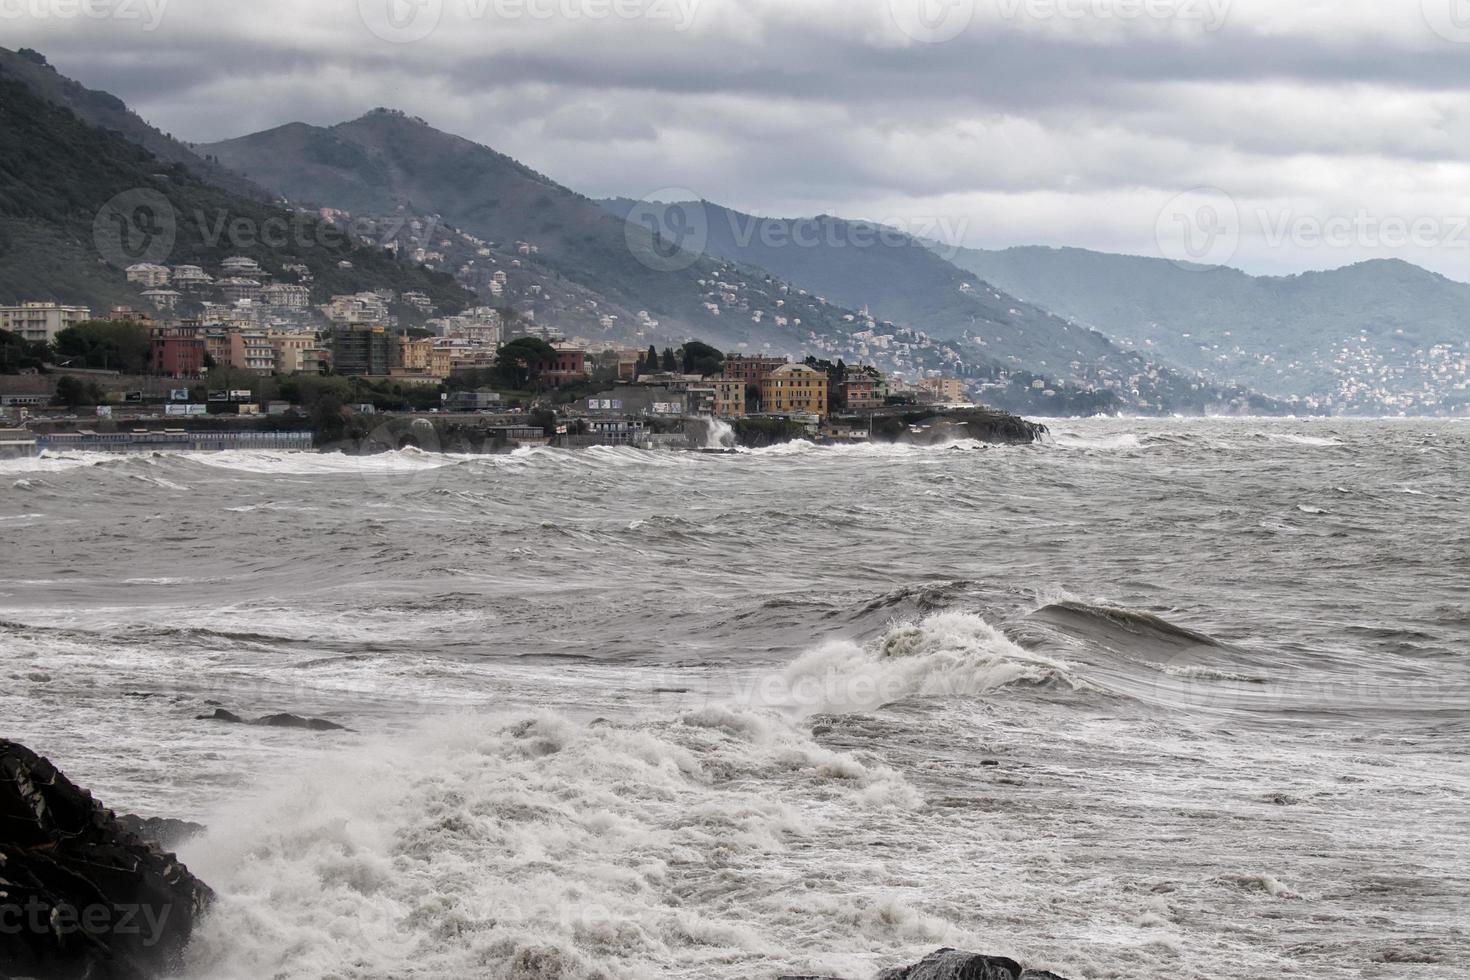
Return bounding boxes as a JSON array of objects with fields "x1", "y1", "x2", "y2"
[{"x1": 10, "y1": 0, "x2": 1470, "y2": 277}]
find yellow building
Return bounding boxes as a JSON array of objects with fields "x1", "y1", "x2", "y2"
[
  {"x1": 761, "y1": 363, "x2": 829, "y2": 417},
  {"x1": 710, "y1": 378, "x2": 747, "y2": 418},
  {"x1": 269, "y1": 332, "x2": 314, "y2": 374}
]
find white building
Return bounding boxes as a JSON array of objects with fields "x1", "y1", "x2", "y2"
[
  {"x1": 126, "y1": 263, "x2": 171, "y2": 287},
  {"x1": 220, "y1": 256, "x2": 265, "y2": 277},
  {"x1": 170, "y1": 265, "x2": 213, "y2": 289},
  {"x1": 0, "y1": 302, "x2": 92, "y2": 343}
]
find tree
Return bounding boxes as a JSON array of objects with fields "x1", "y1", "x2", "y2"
[
  {"x1": 0, "y1": 329, "x2": 50, "y2": 374},
  {"x1": 494, "y1": 337, "x2": 558, "y2": 389},
  {"x1": 53, "y1": 375, "x2": 102, "y2": 408},
  {"x1": 53, "y1": 321, "x2": 151, "y2": 374},
  {"x1": 661, "y1": 347, "x2": 677, "y2": 372},
  {"x1": 680, "y1": 340, "x2": 724, "y2": 378}
]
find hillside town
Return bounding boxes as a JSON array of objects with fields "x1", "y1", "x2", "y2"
[{"x1": 0, "y1": 256, "x2": 995, "y2": 455}]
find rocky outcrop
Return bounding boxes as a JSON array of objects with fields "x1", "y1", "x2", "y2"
[
  {"x1": 780, "y1": 948, "x2": 1072, "y2": 980},
  {"x1": 196, "y1": 707, "x2": 348, "y2": 731},
  {"x1": 0, "y1": 739, "x2": 212, "y2": 980}
]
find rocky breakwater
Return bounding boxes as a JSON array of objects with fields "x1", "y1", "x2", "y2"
[
  {"x1": 0, "y1": 740, "x2": 212, "y2": 979},
  {"x1": 781, "y1": 947, "x2": 1072, "y2": 980},
  {"x1": 872, "y1": 408, "x2": 1049, "y2": 446}
]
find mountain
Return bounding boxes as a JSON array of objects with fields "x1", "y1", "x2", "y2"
[
  {"x1": 600, "y1": 200, "x2": 1276, "y2": 414},
  {"x1": 201, "y1": 109, "x2": 1074, "y2": 394},
  {"x1": 0, "y1": 69, "x2": 474, "y2": 321},
  {"x1": 0, "y1": 46, "x2": 265, "y2": 201},
  {"x1": 943, "y1": 245, "x2": 1470, "y2": 414},
  {"x1": 201, "y1": 111, "x2": 785, "y2": 349}
]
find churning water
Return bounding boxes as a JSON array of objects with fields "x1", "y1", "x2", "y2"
[{"x1": 2, "y1": 417, "x2": 1467, "y2": 979}]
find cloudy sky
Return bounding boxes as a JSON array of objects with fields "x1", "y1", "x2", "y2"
[{"x1": 10, "y1": 0, "x2": 1470, "y2": 278}]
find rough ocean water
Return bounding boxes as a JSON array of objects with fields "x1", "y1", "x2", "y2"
[{"x1": 1, "y1": 417, "x2": 1467, "y2": 980}]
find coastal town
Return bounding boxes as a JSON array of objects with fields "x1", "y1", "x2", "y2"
[{"x1": 0, "y1": 258, "x2": 1004, "y2": 457}]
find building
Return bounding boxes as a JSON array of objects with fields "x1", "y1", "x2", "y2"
[
  {"x1": 126, "y1": 263, "x2": 171, "y2": 287},
  {"x1": 0, "y1": 303, "x2": 91, "y2": 344},
  {"x1": 217, "y1": 278, "x2": 262, "y2": 304},
  {"x1": 262, "y1": 283, "x2": 311, "y2": 309},
  {"x1": 330, "y1": 324, "x2": 399, "y2": 377},
  {"x1": 546, "y1": 343, "x2": 588, "y2": 387},
  {"x1": 444, "y1": 390, "x2": 503, "y2": 412},
  {"x1": 141, "y1": 289, "x2": 183, "y2": 311},
  {"x1": 396, "y1": 336, "x2": 449, "y2": 381},
  {"x1": 722, "y1": 355, "x2": 788, "y2": 386},
  {"x1": 228, "y1": 330, "x2": 276, "y2": 376},
  {"x1": 585, "y1": 386, "x2": 688, "y2": 418},
  {"x1": 761, "y1": 363, "x2": 829, "y2": 417},
  {"x1": 917, "y1": 377, "x2": 969, "y2": 403},
  {"x1": 150, "y1": 324, "x2": 207, "y2": 378},
  {"x1": 170, "y1": 265, "x2": 212, "y2": 289},
  {"x1": 840, "y1": 377, "x2": 882, "y2": 411},
  {"x1": 220, "y1": 256, "x2": 265, "y2": 278},
  {"x1": 709, "y1": 378, "x2": 747, "y2": 418},
  {"x1": 269, "y1": 332, "x2": 316, "y2": 374}
]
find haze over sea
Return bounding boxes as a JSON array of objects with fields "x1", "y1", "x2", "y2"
[{"x1": 2, "y1": 417, "x2": 1467, "y2": 979}]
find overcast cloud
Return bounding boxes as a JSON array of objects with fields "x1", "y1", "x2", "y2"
[{"x1": 9, "y1": 0, "x2": 1470, "y2": 278}]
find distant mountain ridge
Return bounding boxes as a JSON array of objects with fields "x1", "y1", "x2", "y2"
[
  {"x1": 943, "y1": 245, "x2": 1470, "y2": 413},
  {"x1": 0, "y1": 71, "x2": 473, "y2": 320},
  {"x1": 601, "y1": 199, "x2": 1275, "y2": 413},
  {"x1": 0, "y1": 46, "x2": 266, "y2": 201}
]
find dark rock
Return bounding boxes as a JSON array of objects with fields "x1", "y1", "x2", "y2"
[
  {"x1": 196, "y1": 708, "x2": 244, "y2": 724},
  {"x1": 196, "y1": 708, "x2": 348, "y2": 732},
  {"x1": 0, "y1": 739, "x2": 212, "y2": 980},
  {"x1": 780, "y1": 949, "x2": 1073, "y2": 980},
  {"x1": 878, "y1": 949, "x2": 1024, "y2": 980},
  {"x1": 253, "y1": 713, "x2": 347, "y2": 732},
  {"x1": 113, "y1": 815, "x2": 207, "y2": 851}
]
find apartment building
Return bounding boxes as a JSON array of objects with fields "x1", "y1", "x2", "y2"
[
  {"x1": 0, "y1": 302, "x2": 91, "y2": 344},
  {"x1": 761, "y1": 363, "x2": 829, "y2": 417}
]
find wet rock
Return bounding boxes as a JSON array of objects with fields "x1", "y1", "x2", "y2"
[
  {"x1": 780, "y1": 949, "x2": 1073, "y2": 980},
  {"x1": 113, "y1": 815, "x2": 207, "y2": 851},
  {"x1": 0, "y1": 739, "x2": 212, "y2": 980},
  {"x1": 196, "y1": 708, "x2": 244, "y2": 724},
  {"x1": 253, "y1": 713, "x2": 348, "y2": 732},
  {"x1": 196, "y1": 708, "x2": 348, "y2": 731}
]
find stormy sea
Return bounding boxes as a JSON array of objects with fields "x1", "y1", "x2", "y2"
[{"x1": 2, "y1": 417, "x2": 1466, "y2": 980}]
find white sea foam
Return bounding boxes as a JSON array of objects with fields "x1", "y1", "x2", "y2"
[
  {"x1": 1266, "y1": 434, "x2": 1343, "y2": 448},
  {"x1": 179, "y1": 711, "x2": 924, "y2": 980},
  {"x1": 736, "y1": 611, "x2": 1084, "y2": 716}
]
